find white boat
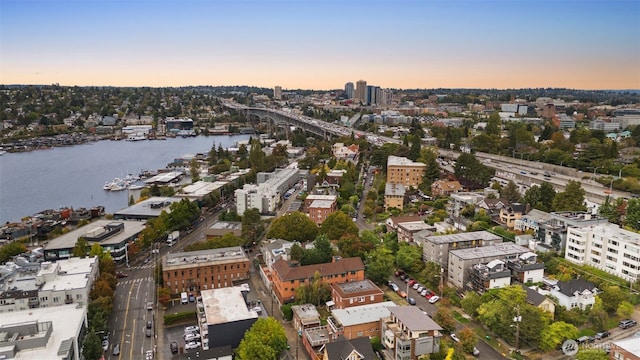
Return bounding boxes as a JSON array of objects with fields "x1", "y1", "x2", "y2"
[{"x1": 126, "y1": 133, "x2": 147, "y2": 141}]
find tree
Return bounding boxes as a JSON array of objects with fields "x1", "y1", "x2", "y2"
[
  {"x1": 300, "y1": 234, "x2": 333, "y2": 265},
  {"x1": 366, "y1": 247, "x2": 395, "y2": 285},
  {"x1": 236, "y1": 317, "x2": 288, "y2": 360},
  {"x1": 458, "y1": 327, "x2": 477, "y2": 354},
  {"x1": 267, "y1": 212, "x2": 318, "y2": 242},
  {"x1": 552, "y1": 180, "x2": 586, "y2": 211},
  {"x1": 0, "y1": 242, "x2": 27, "y2": 263},
  {"x1": 242, "y1": 208, "x2": 263, "y2": 246},
  {"x1": 82, "y1": 330, "x2": 103, "y2": 360},
  {"x1": 157, "y1": 287, "x2": 171, "y2": 307},
  {"x1": 500, "y1": 180, "x2": 521, "y2": 203},
  {"x1": 337, "y1": 234, "x2": 374, "y2": 260},
  {"x1": 409, "y1": 135, "x2": 421, "y2": 161},
  {"x1": 625, "y1": 198, "x2": 640, "y2": 230},
  {"x1": 454, "y1": 153, "x2": 495, "y2": 189},
  {"x1": 485, "y1": 111, "x2": 501, "y2": 136},
  {"x1": 433, "y1": 307, "x2": 457, "y2": 334},
  {"x1": 575, "y1": 348, "x2": 609, "y2": 360},
  {"x1": 599, "y1": 285, "x2": 628, "y2": 313},
  {"x1": 320, "y1": 211, "x2": 359, "y2": 240},
  {"x1": 460, "y1": 291, "x2": 483, "y2": 318},
  {"x1": 539, "y1": 321, "x2": 578, "y2": 351},
  {"x1": 295, "y1": 272, "x2": 331, "y2": 306},
  {"x1": 189, "y1": 158, "x2": 200, "y2": 182},
  {"x1": 588, "y1": 297, "x2": 609, "y2": 332},
  {"x1": 395, "y1": 243, "x2": 424, "y2": 274},
  {"x1": 72, "y1": 237, "x2": 90, "y2": 257},
  {"x1": 617, "y1": 301, "x2": 634, "y2": 319}
]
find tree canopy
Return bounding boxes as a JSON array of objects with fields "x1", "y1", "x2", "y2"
[
  {"x1": 267, "y1": 212, "x2": 318, "y2": 242},
  {"x1": 236, "y1": 317, "x2": 288, "y2": 360},
  {"x1": 320, "y1": 211, "x2": 359, "y2": 240},
  {"x1": 552, "y1": 180, "x2": 586, "y2": 211}
]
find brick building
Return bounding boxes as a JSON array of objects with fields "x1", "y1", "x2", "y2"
[
  {"x1": 162, "y1": 247, "x2": 250, "y2": 296},
  {"x1": 330, "y1": 279, "x2": 384, "y2": 309},
  {"x1": 386, "y1": 156, "x2": 426, "y2": 188},
  {"x1": 271, "y1": 257, "x2": 365, "y2": 305}
]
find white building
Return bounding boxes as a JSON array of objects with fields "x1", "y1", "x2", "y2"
[
  {"x1": 550, "y1": 279, "x2": 598, "y2": 310},
  {"x1": 565, "y1": 223, "x2": 640, "y2": 282},
  {"x1": 0, "y1": 303, "x2": 87, "y2": 360},
  {"x1": 235, "y1": 168, "x2": 300, "y2": 214}
]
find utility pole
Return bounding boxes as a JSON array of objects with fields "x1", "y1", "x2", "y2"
[{"x1": 514, "y1": 305, "x2": 522, "y2": 354}]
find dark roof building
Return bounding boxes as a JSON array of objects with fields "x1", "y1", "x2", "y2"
[{"x1": 323, "y1": 335, "x2": 376, "y2": 360}]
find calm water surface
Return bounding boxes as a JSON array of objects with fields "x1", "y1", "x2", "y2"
[{"x1": 0, "y1": 135, "x2": 251, "y2": 224}]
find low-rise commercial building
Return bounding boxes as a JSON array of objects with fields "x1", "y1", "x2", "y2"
[
  {"x1": 162, "y1": 247, "x2": 250, "y2": 296},
  {"x1": 205, "y1": 221, "x2": 242, "y2": 238},
  {"x1": 113, "y1": 196, "x2": 182, "y2": 220}
]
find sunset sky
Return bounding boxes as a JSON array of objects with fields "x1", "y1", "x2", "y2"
[{"x1": 1, "y1": 0, "x2": 639, "y2": 90}]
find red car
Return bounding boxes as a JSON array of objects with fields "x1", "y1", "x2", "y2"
[
  {"x1": 408, "y1": 279, "x2": 417, "y2": 287},
  {"x1": 395, "y1": 270, "x2": 405, "y2": 277},
  {"x1": 116, "y1": 272, "x2": 128, "y2": 278}
]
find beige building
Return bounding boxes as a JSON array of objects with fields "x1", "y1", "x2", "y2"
[
  {"x1": 384, "y1": 183, "x2": 405, "y2": 210},
  {"x1": 386, "y1": 156, "x2": 426, "y2": 188}
]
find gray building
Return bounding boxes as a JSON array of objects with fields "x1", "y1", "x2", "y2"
[
  {"x1": 448, "y1": 243, "x2": 530, "y2": 289},
  {"x1": 420, "y1": 231, "x2": 502, "y2": 271}
]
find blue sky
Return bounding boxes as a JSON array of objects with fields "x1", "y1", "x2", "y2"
[{"x1": 1, "y1": 0, "x2": 639, "y2": 89}]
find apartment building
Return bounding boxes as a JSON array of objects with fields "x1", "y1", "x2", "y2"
[
  {"x1": 385, "y1": 183, "x2": 406, "y2": 211},
  {"x1": 469, "y1": 260, "x2": 512, "y2": 293},
  {"x1": 307, "y1": 198, "x2": 337, "y2": 225},
  {"x1": 235, "y1": 168, "x2": 300, "y2": 214},
  {"x1": 397, "y1": 221, "x2": 435, "y2": 243},
  {"x1": 565, "y1": 223, "x2": 640, "y2": 282},
  {"x1": 328, "y1": 301, "x2": 395, "y2": 341},
  {"x1": 448, "y1": 243, "x2": 530, "y2": 289},
  {"x1": 421, "y1": 231, "x2": 502, "y2": 271},
  {"x1": 381, "y1": 306, "x2": 443, "y2": 360},
  {"x1": 386, "y1": 156, "x2": 426, "y2": 188},
  {"x1": 330, "y1": 279, "x2": 384, "y2": 309},
  {"x1": 162, "y1": 247, "x2": 250, "y2": 296},
  {"x1": 271, "y1": 257, "x2": 365, "y2": 305}
]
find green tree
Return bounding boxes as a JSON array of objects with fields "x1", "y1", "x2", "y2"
[
  {"x1": 320, "y1": 211, "x2": 359, "y2": 240},
  {"x1": 625, "y1": 198, "x2": 640, "y2": 230},
  {"x1": 454, "y1": 153, "x2": 495, "y2": 189},
  {"x1": 82, "y1": 330, "x2": 103, "y2": 360},
  {"x1": 539, "y1": 321, "x2": 578, "y2": 351},
  {"x1": 458, "y1": 327, "x2": 477, "y2": 354},
  {"x1": 552, "y1": 180, "x2": 586, "y2": 211},
  {"x1": 267, "y1": 212, "x2": 318, "y2": 242},
  {"x1": 460, "y1": 291, "x2": 483, "y2": 318},
  {"x1": 300, "y1": 234, "x2": 333, "y2": 265},
  {"x1": 337, "y1": 233, "x2": 374, "y2": 260},
  {"x1": 236, "y1": 317, "x2": 288, "y2": 360},
  {"x1": 295, "y1": 271, "x2": 331, "y2": 306},
  {"x1": 599, "y1": 285, "x2": 628, "y2": 313},
  {"x1": 0, "y1": 242, "x2": 28, "y2": 263},
  {"x1": 485, "y1": 111, "x2": 501, "y2": 136},
  {"x1": 576, "y1": 348, "x2": 609, "y2": 360},
  {"x1": 242, "y1": 208, "x2": 264, "y2": 246},
  {"x1": 433, "y1": 307, "x2": 457, "y2": 334},
  {"x1": 72, "y1": 237, "x2": 90, "y2": 257},
  {"x1": 409, "y1": 135, "x2": 422, "y2": 161},
  {"x1": 616, "y1": 301, "x2": 634, "y2": 319},
  {"x1": 366, "y1": 247, "x2": 395, "y2": 285},
  {"x1": 500, "y1": 180, "x2": 521, "y2": 203},
  {"x1": 189, "y1": 158, "x2": 200, "y2": 182},
  {"x1": 395, "y1": 243, "x2": 425, "y2": 274}
]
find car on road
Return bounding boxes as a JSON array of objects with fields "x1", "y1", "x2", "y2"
[
  {"x1": 450, "y1": 334, "x2": 460, "y2": 342},
  {"x1": 428, "y1": 295, "x2": 440, "y2": 304},
  {"x1": 619, "y1": 319, "x2": 637, "y2": 329},
  {"x1": 102, "y1": 339, "x2": 109, "y2": 351},
  {"x1": 146, "y1": 302, "x2": 153, "y2": 310},
  {"x1": 112, "y1": 344, "x2": 120, "y2": 356},
  {"x1": 595, "y1": 330, "x2": 610, "y2": 340},
  {"x1": 116, "y1": 272, "x2": 128, "y2": 278},
  {"x1": 185, "y1": 341, "x2": 201, "y2": 350},
  {"x1": 184, "y1": 326, "x2": 199, "y2": 334},
  {"x1": 184, "y1": 332, "x2": 201, "y2": 342},
  {"x1": 170, "y1": 341, "x2": 179, "y2": 354},
  {"x1": 145, "y1": 350, "x2": 153, "y2": 359}
]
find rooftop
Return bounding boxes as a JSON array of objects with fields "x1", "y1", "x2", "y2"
[
  {"x1": 176, "y1": 181, "x2": 225, "y2": 199},
  {"x1": 309, "y1": 200, "x2": 335, "y2": 209},
  {"x1": 331, "y1": 301, "x2": 395, "y2": 327},
  {"x1": 209, "y1": 221, "x2": 242, "y2": 231},
  {"x1": 163, "y1": 247, "x2": 249, "y2": 269},
  {"x1": 43, "y1": 220, "x2": 145, "y2": 250},
  {"x1": 387, "y1": 156, "x2": 426, "y2": 167},
  {"x1": 291, "y1": 304, "x2": 320, "y2": 323},
  {"x1": 422, "y1": 231, "x2": 501, "y2": 245},
  {"x1": 398, "y1": 221, "x2": 434, "y2": 232},
  {"x1": 575, "y1": 223, "x2": 640, "y2": 246},
  {"x1": 144, "y1": 171, "x2": 183, "y2": 184},
  {"x1": 385, "y1": 183, "x2": 406, "y2": 196},
  {"x1": 113, "y1": 197, "x2": 182, "y2": 219},
  {"x1": 387, "y1": 306, "x2": 442, "y2": 332},
  {"x1": 273, "y1": 257, "x2": 364, "y2": 282},
  {"x1": 201, "y1": 286, "x2": 258, "y2": 325},
  {"x1": 449, "y1": 242, "x2": 529, "y2": 260},
  {"x1": 612, "y1": 337, "x2": 640, "y2": 356}
]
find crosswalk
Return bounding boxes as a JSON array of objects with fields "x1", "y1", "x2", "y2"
[
  {"x1": 117, "y1": 277, "x2": 154, "y2": 286},
  {"x1": 127, "y1": 263, "x2": 155, "y2": 270}
]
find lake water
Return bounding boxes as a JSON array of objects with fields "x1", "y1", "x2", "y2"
[{"x1": 0, "y1": 135, "x2": 252, "y2": 224}]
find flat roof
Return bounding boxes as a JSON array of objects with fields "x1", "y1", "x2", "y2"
[
  {"x1": 113, "y1": 197, "x2": 181, "y2": 219},
  {"x1": 612, "y1": 337, "x2": 640, "y2": 355},
  {"x1": 176, "y1": 181, "x2": 224, "y2": 199},
  {"x1": 331, "y1": 301, "x2": 395, "y2": 327},
  {"x1": 291, "y1": 304, "x2": 320, "y2": 323},
  {"x1": 163, "y1": 247, "x2": 249, "y2": 270},
  {"x1": 209, "y1": 221, "x2": 242, "y2": 231},
  {"x1": 423, "y1": 231, "x2": 501, "y2": 245},
  {"x1": 385, "y1": 183, "x2": 406, "y2": 196},
  {"x1": 387, "y1": 306, "x2": 442, "y2": 332},
  {"x1": 40, "y1": 273, "x2": 88, "y2": 292},
  {"x1": 398, "y1": 221, "x2": 434, "y2": 232},
  {"x1": 449, "y1": 242, "x2": 529, "y2": 260},
  {"x1": 144, "y1": 171, "x2": 183, "y2": 184},
  {"x1": 306, "y1": 194, "x2": 337, "y2": 201},
  {"x1": 387, "y1": 156, "x2": 426, "y2": 167},
  {"x1": 43, "y1": 220, "x2": 146, "y2": 250},
  {"x1": 201, "y1": 287, "x2": 258, "y2": 325},
  {"x1": 0, "y1": 304, "x2": 86, "y2": 360},
  {"x1": 309, "y1": 200, "x2": 334, "y2": 209}
]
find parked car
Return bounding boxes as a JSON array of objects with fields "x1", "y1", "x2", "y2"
[
  {"x1": 397, "y1": 290, "x2": 407, "y2": 298},
  {"x1": 395, "y1": 270, "x2": 405, "y2": 277},
  {"x1": 116, "y1": 272, "x2": 128, "y2": 278},
  {"x1": 102, "y1": 340, "x2": 109, "y2": 351},
  {"x1": 112, "y1": 344, "x2": 120, "y2": 356},
  {"x1": 619, "y1": 319, "x2": 638, "y2": 329},
  {"x1": 416, "y1": 286, "x2": 424, "y2": 293},
  {"x1": 595, "y1": 330, "x2": 610, "y2": 340},
  {"x1": 389, "y1": 283, "x2": 399, "y2": 292},
  {"x1": 421, "y1": 289, "x2": 428, "y2": 297},
  {"x1": 407, "y1": 297, "x2": 416, "y2": 305},
  {"x1": 185, "y1": 341, "x2": 201, "y2": 350},
  {"x1": 408, "y1": 279, "x2": 417, "y2": 287},
  {"x1": 184, "y1": 326, "x2": 199, "y2": 333},
  {"x1": 450, "y1": 334, "x2": 460, "y2": 343},
  {"x1": 170, "y1": 341, "x2": 179, "y2": 354},
  {"x1": 184, "y1": 332, "x2": 201, "y2": 342},
  {"x1": 472, "y1": 347, "x2": 480, "y2": 356},
  {"x1": 428, "y1": 295, "x2": 440, "y2": 304},
  {"x1": 576, "y1": 335, "x2": 595, "y2": 344},
  {"x1": 412, "y1": 283, "x2": 420, "y2": 290}
]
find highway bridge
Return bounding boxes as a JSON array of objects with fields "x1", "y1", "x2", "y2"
[{"x1": 222, "y1": 101, "x2": 633, "y2": 205}]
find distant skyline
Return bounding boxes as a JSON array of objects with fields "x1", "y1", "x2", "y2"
[{"x1": 1, "y1": 0, "x2": 639, "y2": 90}]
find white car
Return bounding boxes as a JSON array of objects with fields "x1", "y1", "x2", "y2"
[
  {"x1": 185, "y1": 341, "x2": 201, "y2": 350},
  {"x1": 412, "y1": 283, "x2": 420, "y2": 290},
  {"x1": 428, "y1": 295, "x2": 440, "y2": 304},
  {"x1": 451, "y1": 334, "x2": 460, "y2": 343},
  {"x1": 421, "y1": 289, "x2": 428, "y2": 297},
  {"x1": 184, "y1": 326, "x2": 199, "y2": 333},
  {"x1": 145, "y1": 350, "x2": 153, "y2": 360},
  {"x1": 184, "y1": 332, "x2": 201, "y2": 342},
  {"x1": 417, "y1": 286, "x2": 424, "y2": 293}
]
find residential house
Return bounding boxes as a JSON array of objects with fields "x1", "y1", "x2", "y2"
[
  {"x1": 506, "y1": 252, "x2": 545, "y2": 284},
  {"x1": 322, "y1": 335, "x2": 376, "y2": 360},
  {"x1": 325, "y1": 169, "x2": 347, "y2": 186},
  {"x1": 609, "y1": 338, "x2": 640, "y2": 360},
  {"x1": 271, "y1": 257, "x2": 365, "y2": 305},
  {"x1": 420, "y1": 231, "x2": 502, "y2": 271},
  {"x1": 476, "y1": 198, "x2": 509, "y2": 218},
  {"x1": 381, "y1": 306, "x2": 443, "y2": 360},
  {"x1": 307, "y1": 197, "x2": 337, "y2": 225},
  {"x1": 328, "y1": 301, "x2": 395, "y2": 341},
  {"x1": 521, "y1": 285, "x2": 555, "y2": 316},
  {"x1": 260, "y1": 239, "x2": 295, "y2": 271},
  {"x1": 431, "y1": 180, "x2": 462, "y2": 197},
  {"x1": 332, "y1": 143, "x2": 359, "y2": 162},
  {"x1": 291, "y1": 304, "x2": 321, "y2": 332},
  {"x1": 550, "y1": 279, "x2": 598, "y2": 310},
  {"x1": 385, "y1": 215, "x2": 425, "y2": 233},
  {"x1": 330, "y1": 279, "x2": 384, "y2": 309},
  {"x1": 499, "y1": 203, "x2": 526, "y2": 229},
  {"x1": 449, "y1": 192, "x2": 486, "y2": 218}
]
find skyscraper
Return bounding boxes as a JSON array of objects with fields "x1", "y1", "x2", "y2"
[
  {"x1": 344, "y1": 82, "x2": 354, "y2": 99},
  {"x1": 355, "y1": 80, "x2": 366, "y2": 103},
  {"x1": 274, "y1": 86, "x2": 282, "y2": 100}
]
